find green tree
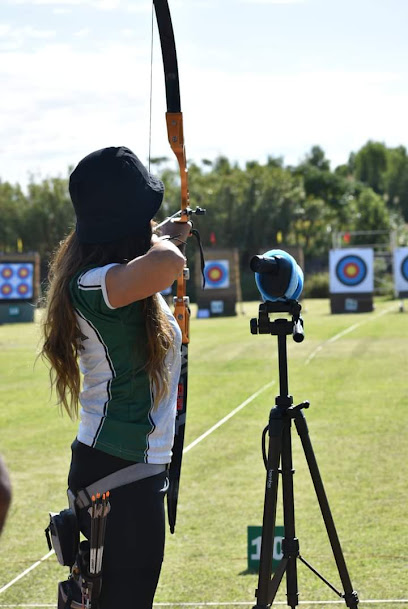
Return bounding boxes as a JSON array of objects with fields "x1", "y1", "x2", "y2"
[
  {"x1": 354, "y1": 141, "x2": 387, "y2": 193},
  {"x1": 21, "y1": 177, "x2": 74, "y2": 266},
  {"x1": 383, "y1": 145, "x2": 408, "y2": 221},
  {"x1": 304, "y1": 145, "x2": 330, "y2": 171},
  {"x1": 291, "y1": 196, "x2": 336, "y2": 257},
  {"x1": 352, "y1": 188, "x2": 391, "y2": 236},
  {"x1": 294, "y1": 146, "x2": 350, "y2": 210},
  {"x1": 0, "y1": 182, "x2": 27, "y2": 252}
]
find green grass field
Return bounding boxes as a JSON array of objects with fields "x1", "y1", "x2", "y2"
[{"x1": 0, "y1": 298, "x2": 407, "y2": 608}]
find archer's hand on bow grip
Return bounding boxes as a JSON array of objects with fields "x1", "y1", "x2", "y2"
[{"x1": 159, "y1": 218, "x2": 192, "y2": 255}]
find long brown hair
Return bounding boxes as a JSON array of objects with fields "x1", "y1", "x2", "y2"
[{"x1": 41, "y1": 226, "x2": 175, "y2": 420}]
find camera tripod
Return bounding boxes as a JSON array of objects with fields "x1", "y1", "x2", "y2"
[{"x1": 250, "y1": 300, "x2": 359, "y2": 609}]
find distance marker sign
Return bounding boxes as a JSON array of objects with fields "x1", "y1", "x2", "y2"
[
  {"x1": 0, "y1": 263, "x2": 34, "y2": 300},
  {"x1": 330, "y1": 249, "x2": 374, "y2": 294}
]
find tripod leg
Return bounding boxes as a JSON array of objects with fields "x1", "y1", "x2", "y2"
[
  {"x1": 294, "y1": 410, "x2": 359, "y2": 609},
  {"x1": 280, "y1": 418, "x2": 299, "y2": 609},
  {"x1": 254, "y1": 409, "x2": 285, "y2": 608}
]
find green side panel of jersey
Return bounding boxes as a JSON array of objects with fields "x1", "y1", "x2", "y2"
[
  {"x1": 69, "y1": 266, "x2": 154, "y2": 460},
  {"x1": 93, "y1": 417, "x2": 154, "y2": 461}
]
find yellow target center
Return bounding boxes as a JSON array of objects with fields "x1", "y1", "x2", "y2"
[
  {"x1": 209, "y1": 268, "x2": 222, "y2": 281},
  {"x1": 346, "y1": 263, "x2": 358, "y2": 277}
]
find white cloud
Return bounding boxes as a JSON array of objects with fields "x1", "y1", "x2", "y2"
[
  {"x1": 0, "y1": 40, "x2": 162, "y2": 185},
  {"x1": 8, "y1": 0, "x2": 121, "y2": 9},
  {"x1": 1, "y1": 0, "x2": 407, "y2": 189},
  {"x1": 124, "y1": 2, "x2": 151, "y2": 13},
  {"x1": 93, "y1": 0, "x2": 120, "y2": 9},
  {"x1": 181, "y1": 67, "x2": 406, "y2": 169},
  {"x1": 0, "y1": 25, "x2": 406, "y2": 186},
  {"x1": 241, "y1": 0, "x2": 305, "y2": 4},
  {"x1": 0, "y1": 24, "x2": 12, "y2": 36},
  {"x1": 0, "y1": 24, "x2": 56, "y2": 51},
  {"x1": 9, "y1": 0, "x2": 83, "y2": 4},
  {"x1": 120, "y1": 28, "x2": 136, "y2": 38},
  {"x1": 74, "y1": 28, "x2": 91, "y2": 37},
  {"x1": 7, "y1": 0, "x2": 153, "y2": 13}
]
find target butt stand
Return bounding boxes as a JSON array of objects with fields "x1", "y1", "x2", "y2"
[{"x1": 250, "y1": 300, "x2": 359, "y2": 609}]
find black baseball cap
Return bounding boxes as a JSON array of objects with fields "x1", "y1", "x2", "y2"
[{"x1": 69, "y1": 146, "x2": 164, "y2": 244}]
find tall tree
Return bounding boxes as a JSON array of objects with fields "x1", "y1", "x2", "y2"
[
  {"x1": 383, "y1": 145, "x2": 408, "y2": 221},
  {"x1": 354, "y1": 141, "x2": 387, "y2": 193},
  {"x1": 0, "y1": 182, "x2": 27, "y2": 252},
  {"x1": 21, "y1": 177, "x2": 74, "y2": 265}
]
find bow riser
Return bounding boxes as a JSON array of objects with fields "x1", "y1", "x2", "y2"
[
  {"x1": 174, "y1": 293, "x2": 190, "y2": 344},
  {"x1": 166, "y1": 113, "x2": 189, "y2": 211}
]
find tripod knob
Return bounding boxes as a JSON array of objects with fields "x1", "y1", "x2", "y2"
[{"x1": 293, "y1": 318, "x2": 304, "y2": 342}]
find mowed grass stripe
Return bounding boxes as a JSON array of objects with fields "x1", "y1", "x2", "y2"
[
  {"x1": 183, "y1": 381, "x2": 275, "y2": 454},
  {"x1": 0, "y1": 552, "x2": 54, "y2": 595},
  {"x1": 304, "y1": 304, "x2": 396, "y2": 365}
]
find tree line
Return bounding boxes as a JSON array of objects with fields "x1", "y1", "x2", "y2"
[{"x1": 1, "y1": 141, "x2": 407, "y2": 296}]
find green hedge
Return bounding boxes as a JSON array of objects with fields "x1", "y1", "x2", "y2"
[{"x1": 303, "y1": 271, "x2": 329, "y2": 298}]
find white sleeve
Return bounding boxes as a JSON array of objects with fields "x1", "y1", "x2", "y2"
[{"x1": 77, "y1": 263, "x2": 120, "y2": 310}]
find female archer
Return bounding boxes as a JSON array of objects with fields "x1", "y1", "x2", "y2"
[{"x1": 41, "y1": 146, "x2": 190, "y2": 608}]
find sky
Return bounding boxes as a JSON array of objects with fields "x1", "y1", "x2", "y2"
[{"x1": 1, "y1": 0, "x2": 408, "y2": 189}]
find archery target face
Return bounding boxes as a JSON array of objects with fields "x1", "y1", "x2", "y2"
[
  {"x1": 203, "y1": 260, "x2": 230, "y2": 290},
  {"x1": 0, "y1": 263, "x2": 34, "y2": 300},
  {"x1": 336, "y1": 255, "x2": 367, "y2": 286},
  {"x1": 393, "y1": 247, "x2": 408, "y2": 293},
  {"x1": 329, "y1": 249, "x2": 374, "y2": 293}
]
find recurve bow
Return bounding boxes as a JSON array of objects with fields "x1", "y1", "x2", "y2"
[{"x1": 153, "y1": 0, "x2": 204, "y2": 533}]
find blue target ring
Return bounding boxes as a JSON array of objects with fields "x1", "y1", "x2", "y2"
[
  {"x1": 335, "y1": 255, "x2": 367, "y2": 287},
  {"x1": 401, "y1": 256, "x2": 408, "y2": 282}
]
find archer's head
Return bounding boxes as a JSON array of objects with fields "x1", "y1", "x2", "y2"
[{"x1": 69, "y1": 146, "x2": 164, "y2": 245}]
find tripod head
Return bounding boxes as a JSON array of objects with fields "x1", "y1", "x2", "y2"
[{"x1": 250, "y1": 300, "x2": 304, "y2": 343}]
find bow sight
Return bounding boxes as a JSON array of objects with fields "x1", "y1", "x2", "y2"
[{"x1": 156, "y1": 206, "x2": 206, "y2": 229}]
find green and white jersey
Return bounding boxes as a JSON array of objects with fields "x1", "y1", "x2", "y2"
[{"x1": 69, "y1": 264, "x2": 181, "y2": 463}]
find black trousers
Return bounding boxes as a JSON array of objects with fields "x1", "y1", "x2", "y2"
[{"x1": 68, "y1": 439, "x2": 168, "y2": 609}]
